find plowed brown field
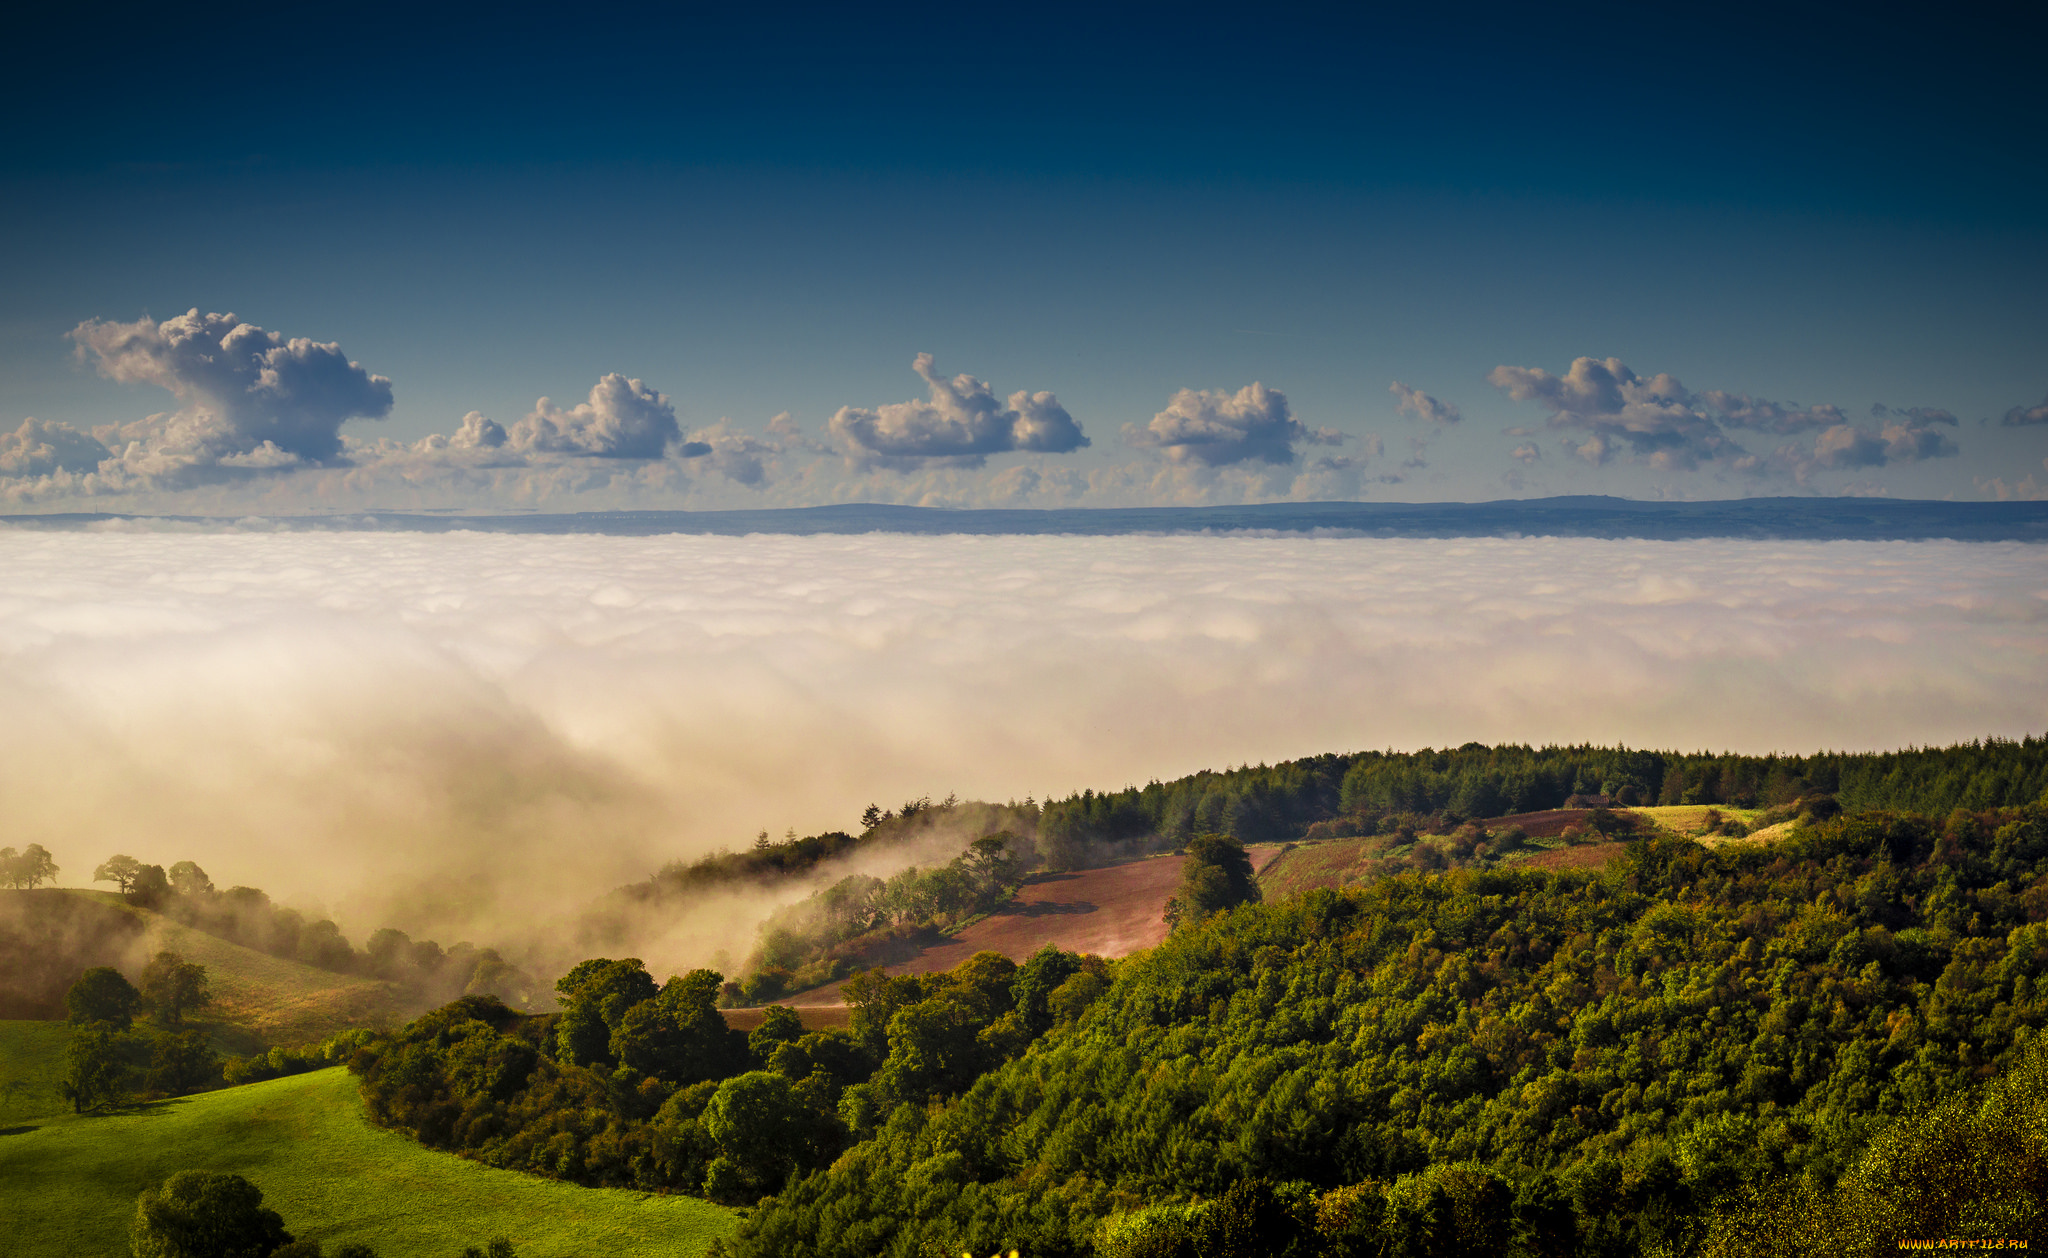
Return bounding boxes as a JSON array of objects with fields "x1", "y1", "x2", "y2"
[
  {"x1": 765, "y1": 846, "x2": 1283, "y2": 1007},
  {"x1": 1477, "y1": 808, "x2": 1618, "y2": 837}
]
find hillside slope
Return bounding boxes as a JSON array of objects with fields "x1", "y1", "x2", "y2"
[
  {"x1": 775, "y1": 847, "x2": 1283, "y2": 1006},
  {"x1": 0, "y1": 1062, "x2": 734, "y2": 1258},
  {"x1": 1, "y1": 889, "x2": 417, "y2": 1048},
  {"x1": 1255, "y1": 807, "x2": 1787, "y2": 897}
]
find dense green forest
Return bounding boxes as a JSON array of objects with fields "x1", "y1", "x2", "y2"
[
  {"x1": 1037, "y1": 736, "x2": 2048, "y2": 861},
  {"x1": 344, "y1": 798, "x2": 2048, "y2": 1254},
  {"x1": 716, "y1": 803, "x2": 2048, "y2": 1256}
]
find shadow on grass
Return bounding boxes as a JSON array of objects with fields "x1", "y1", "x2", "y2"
[
  {"x1": 0, "y1": 1124, "x2": 39, "y2": 1136},
  {"x1": 79, "y1": 1095, "x2": 202, "y2": 1121}
]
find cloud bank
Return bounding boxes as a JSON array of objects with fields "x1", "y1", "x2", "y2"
[{"x1": 0, "y1": 529, "x2": 2039, "y2": 968}]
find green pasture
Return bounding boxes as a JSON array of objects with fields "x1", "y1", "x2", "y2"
[
  {"x1": 1, "y1": 1020, "x2": 74, "y2": 1122},
  {"x1": 0, "y1": 1027, "x2": 734, "y2": 1258}
]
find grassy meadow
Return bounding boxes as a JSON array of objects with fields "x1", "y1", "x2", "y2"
[
  {"x1": 0, "y1": 1029, "x2": 734, "y2": 1258},
  {"x1": 136, "y1": 907, "x2": 416, "y2": 1049}
]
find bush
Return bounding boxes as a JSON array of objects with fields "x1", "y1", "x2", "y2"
[{"x1": 131, "y1": 1170, "x2": 292, "y2": 1258}]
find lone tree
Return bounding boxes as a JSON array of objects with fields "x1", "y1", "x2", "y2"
[
  {"x1": 66, "y1": 966, "x2": 141, "y2": 1031},
  {"x1": 140, "y1": 952, "x2": 211, "y2": 1028},
  {"x1": 94, "y1": 854, "x2": 143, "y2": 894},
  {"x1": 1163, "y1": 833, "x2": 1261, "y2": 930},
  {"x1": 131, "y1": 1170, "x2": 293, "y2": 1258}
]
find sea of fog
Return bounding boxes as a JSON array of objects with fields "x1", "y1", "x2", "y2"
[{"x1": 1, "y1": 529, "x2": 2041, "y2": 957}]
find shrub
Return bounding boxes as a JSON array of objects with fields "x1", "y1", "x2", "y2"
[{"x1": 130, "y1": 1170, "x2": 292, "y2": 1258}]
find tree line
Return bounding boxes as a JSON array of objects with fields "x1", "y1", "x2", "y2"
[
  {"x1": 587, "y1": 796, "x2": 1042, "y2": 936},
  {"x1": 1035, "y1": 735, "x2": 2048, "y2": 860},
  {"x1": 0, "y1": 842, "x2": 59, "y2": 888},
  {"x1": 87, "y1": 853, "x2": 537, "y2": 1007},
  {"x1": 344, "y1": 938, "x2": 1115, "y2": 1207},
  {"x1": 59, "y1": 952, "x2": 220, "y2": 1112}
]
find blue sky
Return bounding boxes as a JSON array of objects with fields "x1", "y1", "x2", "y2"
[{"x1": 2, "y1": 0, "x2": 2044, "y2": 511}]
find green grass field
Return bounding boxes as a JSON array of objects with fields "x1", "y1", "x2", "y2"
[
  {"x1": 137, "y1": 908, "x2": 418, "y2": 1049},
  {"x1": 1, "y1": 1020, "x2": 74, "y2": 1123},
  {"x1": 0, "y1": 1024, "x2": 734, "y2": 1258}
]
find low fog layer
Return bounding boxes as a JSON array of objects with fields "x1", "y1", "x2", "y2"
[{"x1": 0, "y1": 530, "x2": 2040, "y2": 951}]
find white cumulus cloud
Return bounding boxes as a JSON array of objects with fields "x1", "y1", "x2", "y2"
[
  {"x1": 508, "y1": 373, "x2": 682, "y2": 459},
  {"x1": 828, "y1": 354, "x2": 1088, "y2": 470},
  {"x1": 70, "y1": 309, "x2": 394, "y2": 478},
  {"x1": 1125, "y1": 382, "x2": 1345, "y2": 466}
]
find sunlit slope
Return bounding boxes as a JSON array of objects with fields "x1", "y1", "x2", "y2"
[
  {"x1": 0, "y1": 1066, "x2": 735, "y2": 1258},
  {"x1": 135, "y1": 908, "x2": 414, "y2": 1044},
  {"x1": 1257, "y1": 806, "x2": 1793, "y2": 896},
  {"x1": 6, "y1": 889, "x2": 417, "y2": 1046},
  {"x1": 0, "y1": 1020, "x2": 72, "y2": 1122},
  {"x1": 771, "y1": 848, "x2": 1285, "y2": 1007}
]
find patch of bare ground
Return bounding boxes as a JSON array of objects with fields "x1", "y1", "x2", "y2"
[
  {"x1": 721, "y1": 1005, "x2": 852, "y2": 1033},
  {"x1": 1475, "y1": 808, "x2": 1620, "y2": 838},
  {"x1": 761, "y1": 846, "x2": 1284, "y2": 1008},
  {"x1": 1518, "y1": 842, "x2": 1630, "y2": 871},
  {"x1": 1258, "y1": 837, "x2": 1395, "y2": 898}
]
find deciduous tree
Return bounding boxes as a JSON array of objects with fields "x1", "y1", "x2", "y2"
[
  {"x1": 130, "y1": 1170, "x2": 293, "y2": 1258},
  {"x1": 140, "y1": 951, "x2": 211, "y2": 1027},
  {"x1": 93, "y1": 853, "x2": 142, "y2": 893},
  {"x1": 167, "y1": 860, "x2": 215, "y2": 898},
  {"x1": 66, "y1": 966, "x2": 140, "y2": 1030},
  {"x1": 0, "y1": 843, "x2": 57, "y2": 888}
]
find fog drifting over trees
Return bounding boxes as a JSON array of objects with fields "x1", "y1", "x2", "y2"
[{"x1": 0, "y1": 529, "x2": 2039, "y2": 942}]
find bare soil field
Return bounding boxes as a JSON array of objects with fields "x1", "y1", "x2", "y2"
[
  {"x1": 1475, "y1": 808, "x2": 1610, "y2": 838},
  {"x1": 720, "y1": 1005, "x2": 852, "y2": 1033},
  {"x1": 1518, "y1": 842, "x2": 1630, "y2": 871},
  {"x1": 767, "y1": 846, "x2": 1283, "y2": 1007}
]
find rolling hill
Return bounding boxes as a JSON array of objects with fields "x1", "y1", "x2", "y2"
[
  {"x1": 1, "y1": 889, "x2": 420, "y2": 1050},
  {"x1": 1255, "y1": 805, "x2": 1785, "y2": 895},
  {"x1": 770, "y1": 847, "x2": 1284, "y2": 1006},
  {"x1": 0, "y1": 1032, "x2": 734, "y2": 1258}
]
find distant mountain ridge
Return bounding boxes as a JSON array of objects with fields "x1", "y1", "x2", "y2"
[{"x1": 7, "y1": 496, "x2": 2047, "y2": 540}]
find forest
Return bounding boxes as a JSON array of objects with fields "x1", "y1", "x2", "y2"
[
  {"x1": 1036, "y1": 736, "x2": 2048, "y2": 861},
  {"x1": 20, "y1": 735, "x2": 2048, "y2": 1255},
  {"x1": 335, "y1": 794, "x2": 2048, "y2": 1255}
]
